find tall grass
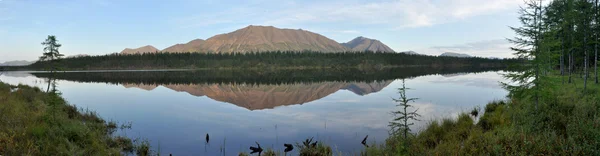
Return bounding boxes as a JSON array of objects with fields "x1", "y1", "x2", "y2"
[{"x1": 0, "y1": 82, "x2": 148, "y2": 155}]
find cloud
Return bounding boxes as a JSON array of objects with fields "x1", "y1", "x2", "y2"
[
  {"x1": 176, "y1": 0, "x2": 522, "y2": 30},
  {"x1": 416, "y1": 39, "x2": 514, "y2": 58},
  {"x1": 337, "y1": 30, "x2": 360, "y2": 34}
]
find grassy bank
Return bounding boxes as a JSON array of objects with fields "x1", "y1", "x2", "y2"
[
  {"x1": 254, "y1": 72, "x2": 598, "y2": 156},
  {"x1": 361, "y1": 73, "x2": 599, "y2": 155},
  {"x1": 0, "y1": 82, "x2": 148, "y2": 155}
]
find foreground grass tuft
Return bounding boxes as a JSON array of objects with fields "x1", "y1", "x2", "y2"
[{"x1": 0, "y1": 82, "x2": 146, "y2": 155}]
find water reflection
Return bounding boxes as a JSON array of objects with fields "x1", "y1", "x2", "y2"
[
  {"x1": 0, "y1": 68, "x2": 509, "y2": 155},
  {"x1": 122, "y1": 81, "x2": 392, "y2": 110}
]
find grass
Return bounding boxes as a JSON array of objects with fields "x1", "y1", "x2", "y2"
[
  {"x1": 232, "y1": 72, "x2": 599, "y2": 156},
  {"x1": 0, "y1": 82, "x2": 150, "y2": 155},
  {"x1": 2, "y1": 70, "x2": 598, "y2": 155},
  {"x1": 359, "y1": 72, "x2": 600, "y2": 155}
]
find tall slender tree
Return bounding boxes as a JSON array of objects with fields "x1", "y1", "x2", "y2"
[
  {"x1": 506, "y1": 0, "x2": 545, "y2": 109},
  {"x1": 584, "y1": 0, "x2": 589, "y2": 90},
  {"x1": 594, "y1": 0, "x2": 600, "y2": 84},
  {"x1": 40, "y1": 35, "x2": 63, "y2": 62},
  {"x1": 389, "y1": 79, "x2": 420, "y2": 141},
  {"x1": 40, "y1": 35, "x2": 63, "y2": 92}
]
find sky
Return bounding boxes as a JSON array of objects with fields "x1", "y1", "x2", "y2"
[{"x1": 0, "y1": 0, "x2": 525, "y2": 62}]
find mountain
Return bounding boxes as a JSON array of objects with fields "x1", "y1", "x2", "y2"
[
  {"x1": 342, "y1": 36, "x2": 395, "y2": 52},
  {"x1": 120, "y1": 45, "x2": 159, "y2": 55},
  {"x1": 440, "y1": 52, "x2": 471, "y2": 58},
  {"x1": 161, "y1": 39, "x2": 206, "y2": 53},
  {"x1": 399, "y1": 51, "x2": 420, "y2": 55},
  {"x1": 198, "y1": 25, "x2": 349, "y2": 53},
  {"x1": 0, "y1": 60, "x2": 35, "y2": 66},
  {"x1": 122, "y1": 25, "x2": 397, "y2": 54}
]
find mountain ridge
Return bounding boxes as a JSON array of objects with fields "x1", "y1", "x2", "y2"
[
  {"x1": 120, "y1": 45, "x2": 159, "y2": 54},
  {"x1": 440, "y1": 52, "x2": 471, "y2": 58},
  {"x1": 342, "y1": 36, "x2": 395, "y2": 52},
  {"x1": 121, "y1": 25, "x2": 396, "y2": 54},
  {"x1": 0, "y1": 60, "x2": 35, "y2": 66}
]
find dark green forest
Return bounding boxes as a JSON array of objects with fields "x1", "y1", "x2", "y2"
[
  {"x1": 5, "y1": 51, "x2": 521, "y2": 71},
  {"x1": 31, "y1": 66, "x2": 503, "y2": 85}
]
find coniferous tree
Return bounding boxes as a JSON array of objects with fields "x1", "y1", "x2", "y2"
[
  {"x1": 389, "y1": 79, "x2": 420, "y2": 142},
  {"x1": 40, "y1": 35, "x2": 64, "y2": 73},
  {"x1": 583, "y1": 0, "x2": 590, "y2": 90},
  {"x1": 506, "y1": 0, "x2": 546, "y2": 108},
  {"x1": 594, "y1": 0, "x2": 600, "y2": 84}
]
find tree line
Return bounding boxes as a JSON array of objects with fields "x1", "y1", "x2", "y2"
[
  {"x1": 19, "y1": 51, "x2": 521, "y2": 71},
  {"x1": 30, "y1": 66, "x2": 505, "y2": 86}
]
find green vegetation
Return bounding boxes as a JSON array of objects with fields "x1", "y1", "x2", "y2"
[
  {"x1": 30, "y1": 67, "x2": 504, "y2": 85},
  {"x1": 0, "y1": 82, "x2": 148, "y2": 155},
  {"x1": 232, "y1": 0, "x2": 600, "y2": 154},
  {"x1": 360, "y1": 73, "x2": 599, "y2": 155},
  {"x1": 360, "y1": 0, "x2": 600, "y2": 154},
  {"x1": 14, "y1": 51, "x2": 520, "y2": 71}
]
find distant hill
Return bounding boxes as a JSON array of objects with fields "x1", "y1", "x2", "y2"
[
  {"x1": 161, "y1": 39, "x2": 205, "y2": 53},
  {"x1": 120, "y1": 45, "x2": 159, "y2": 55},
  {"x1": 440, "y1": 52, "x2": 471, "y2": 58},
  {"x1": 0, "y1": 60, "x2": 35, "y2": 66},
  {"x1": 342, "y1": 36, "x2": 395, "y2": 52},
  {"x1": 399, "y1": 51, "x2": 420, "y2": 55}
]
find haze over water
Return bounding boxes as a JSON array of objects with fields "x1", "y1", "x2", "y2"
[{"x1": 0, "y1": 69, "x2": 508, "y2": 155}]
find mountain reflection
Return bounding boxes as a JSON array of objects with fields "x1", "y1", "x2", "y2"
[
  {"x1": 122, "y1": 81, "x2": 392, "y2": 110},
  {"x1": 30, "y1": 67, "x2": 505, "y2": 110}
]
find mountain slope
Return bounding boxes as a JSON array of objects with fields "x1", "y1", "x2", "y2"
[
  {"x1": 0, "y1": 60, "x2": 35, "y2": 66},
  {"x1": 119, "y1": 26, "x2": 398, "y2": 54},
  {"x1": 440, "y1": 52, "x2": 471, "y2": 58},
  {"x1": 399, "y1": 51, "x2": 420, "y2": 55},
  {"x1": 120, "y1": 45, "x2": 159, "y2": 55},
  {"x1": 342, "y1": 36, "x2": 395, "y2": 52},
  {"x1": 199, "y1": 25, "x2": 349, "y2": 53},
  {"x1": 161, "y1": 39, "x2": 206, "y2": 53}
]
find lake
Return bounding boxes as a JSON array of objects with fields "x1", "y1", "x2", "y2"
[{"x1": 0, "y1": 68, "x2": 509, "y2": 155}]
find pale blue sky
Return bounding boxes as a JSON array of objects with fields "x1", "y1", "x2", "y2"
[{"x1": 0, "y1": 0, "x2": 523, "y2": 62}]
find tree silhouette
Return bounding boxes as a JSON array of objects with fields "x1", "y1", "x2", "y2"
[{"x1": 40, "y1": 35, "x2": 64, "y2": 73}]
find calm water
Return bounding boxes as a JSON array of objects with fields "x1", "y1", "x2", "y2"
[{"x1": 0, "y1": 68, "x2": 508, "y2": 155}]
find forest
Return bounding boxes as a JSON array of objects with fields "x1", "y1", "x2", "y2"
[
  {"x1": 30, "y1": 66, "x2": 503, "y2": 85},
  {"x1": 520, "y1": 0, "x2": 599, "y2": 88},
  {"x1": 8, "y1": 51, "x2": 521, "y2": 71},
  {"x1": 358, "y1": 0, "x2": 600, "y2": 155}
]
